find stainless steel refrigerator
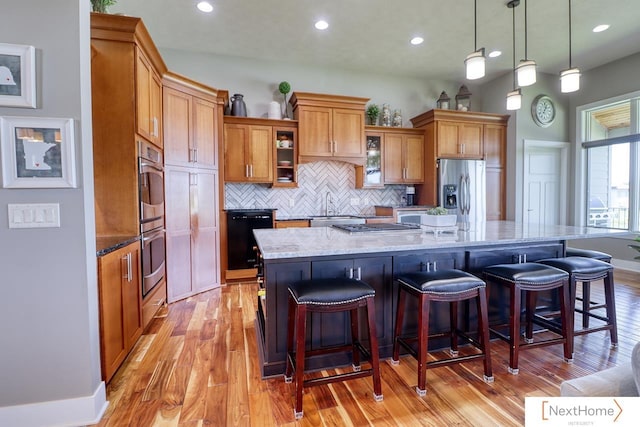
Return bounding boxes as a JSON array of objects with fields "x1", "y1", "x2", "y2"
[{"x1": 437, "y1": 158, "x2": 486, "y2": 231}]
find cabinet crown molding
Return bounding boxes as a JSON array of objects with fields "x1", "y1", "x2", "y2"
[
  {"x1": 411, "y1": 109, "x2": 509, "y2": 128},
  {"x1": 290, "y1": 91, "x2": 369, "y2": 110}
]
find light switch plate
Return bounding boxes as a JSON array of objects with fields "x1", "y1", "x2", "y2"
[{"x1": 8, "y1": 203, "x2": 60, "y2": 228}]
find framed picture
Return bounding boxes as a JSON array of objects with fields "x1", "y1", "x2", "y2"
[
  {"x1": 0, "y1": 43, "x2": 36, "y2": 108},
  {"x1": 0, "y1": 116, "x2": 76, "y2": 188}
]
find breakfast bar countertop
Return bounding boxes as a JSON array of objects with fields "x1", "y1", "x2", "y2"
[{"x1": 253, "y1": 220, "x2": 629, "y2": 260}]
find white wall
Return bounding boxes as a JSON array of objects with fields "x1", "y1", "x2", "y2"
[{"x1": 0, "y1": 1, "x2": 105, "y2": 426}]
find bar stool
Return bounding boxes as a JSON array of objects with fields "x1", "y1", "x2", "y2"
[
  {"x1": 392, "y1": 269, "x2": 493, "y2": 396},
  {"x1": 483, "y1": 263, "x2": 572, "y2": 374},
  {"x1": 536, "y1": 256, "x2": 617, "y2": 346},
  {"x1": 564, "y1": 248, "x2": 612, "y2": 329},
  {"x1": 284, "y1": 278, "x2": 383, "y2": 419}
]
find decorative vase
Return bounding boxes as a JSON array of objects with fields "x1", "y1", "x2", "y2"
[
  {"x1": 382, "y1": 104, "x2": 391, "y2": 127},
  {"x1": 392, "y1": 110, "x2": 402, "y2": 127},
  {"x1": 230, "y1": 93, "x2": 247, "y2": 117}
]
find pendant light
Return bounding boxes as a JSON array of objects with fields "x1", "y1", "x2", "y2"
[
  {"x1": 465, "y1": 0, "x2": 485, "y2": 80},
  {"x1": 560, "y1": 0, "x2": 580, "y2": 93},
  {"x1": 515, "y1": 0, "x2": 536, "y2": 87},
  {"x1": 506, "y1": 0, "x2": 522, "y2": 111}
]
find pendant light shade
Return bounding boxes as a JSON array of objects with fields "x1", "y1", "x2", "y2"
[
  {"x1": 516, "y1": 0, "x2": 536, "y2": 86},
  {"x1": 560, "y1": 0, "x2": 580, "y2": 93},
  {"x1": 506, "y1": 89, "x2": 522, "y2": 110},
  {"x1": 465, "y1": 0, "x2": 485, "y2": 80},
  {"x1": 465, "y1": 49, "x2": 486, "y2": 80},
  {"x1": 560, "y1": 68, "x2": 580, "y2": 93},
  {"x1": 516, "y1": 59, "x2": 537, "y2": 86}
]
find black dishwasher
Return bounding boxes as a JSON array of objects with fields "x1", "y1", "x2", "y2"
[{"x1": 226, "y1": 209, "x2": 274, "y2": 270}]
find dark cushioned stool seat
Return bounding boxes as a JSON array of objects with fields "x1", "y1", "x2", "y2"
[
  {"x1": 285, "y1": 277, "x2": 382, "y2": 419},
  {"x1": 393, "y1": 269, "x2": 493, "y2": 396},
  {"x1": 483, "y1": 263, "x2": 572, "y2": 374},
  {"x1": 565, "y1": 247, "x2": 612, "y2": 262},
  {"x1": 288, "y1": 278, "x2": 375, "y2": 305},
  {"x1": 537, "y1": 257, "x2": 617, "y2": 346}
]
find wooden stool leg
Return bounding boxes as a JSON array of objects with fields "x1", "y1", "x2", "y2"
[
  {"x1": 450, "y1": 301, "x2": 459, "y2": 356},
  {"x1": 477, "y1": 287, "x2": 494, "y2": 382},
  {"x1": 293, "y1": 304, "x2": 307, "y2": 419},
  {"x1": 284, "y1": 295, "x2": 296, "y2": 382},
  {"x1": 392, "y1": 286, "x2": 407, "y2": 364},
  {"x1": 559, "y1": 280, "x2": 574, "y2": 363},
  {"x1": 582, "y1": 281, "x2": 591, "y2": 328},
  {"x1": 509, "y1": 284, "x2": 521, "y2": 375},
  {"x1": 416, "y1": 293, "x2": 430, "y2": 396},
  {"x1": 603, "y1": 271, "x2": 618, "y2": 346},
  {"x1": 524, "y1": 291, "x2": 536, "y2": 344},
  {"x1": 350, "y1": 308, "x2": 361, "y2": 371},
  {"x1": 366, "y1": 298, "x2": 383, "y2": 401}
]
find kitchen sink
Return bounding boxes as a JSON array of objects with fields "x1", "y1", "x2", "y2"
[{"x1": 309, "y1": 215, "x2": 366, "y2": 227}]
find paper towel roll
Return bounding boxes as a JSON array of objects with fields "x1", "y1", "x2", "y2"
[{"x1": 268, "y1": 101, "x2": 281, "y2": 119}]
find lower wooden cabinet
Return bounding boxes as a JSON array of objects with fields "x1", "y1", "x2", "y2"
[
  {"x1": 165, "y1": 165, "x2": 221, "y2": 302},
  {"x1": 98, "y1": 241, "x2": 142, "y2": 382}
]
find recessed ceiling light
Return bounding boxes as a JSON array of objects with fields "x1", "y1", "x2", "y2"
[
  {"x1": 315, "y1": 20, "x2": 329, "y2": 30},
  {"x1": 488, "y1": 50, "x2": 502, "y2": 58},
  {"x1": 197, "y1": 1, "x2": 213, "y2": 13},
  {"x1": 410, "y1": 37, "x2": 424, "y2": 45},
  {"x1": 593, "y1": 24, "x2": 610, "y2": 33}
]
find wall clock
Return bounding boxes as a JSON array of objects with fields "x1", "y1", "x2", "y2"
[{"x1": 531, "y1": 94, "x2": 556, "y2": 127}]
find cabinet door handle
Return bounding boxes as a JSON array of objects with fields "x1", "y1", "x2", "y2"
[
  {"x1": 245, "y1": 165, "x2": 249, "y2": 177},
  {"x1": 356, "y1": 267, "x2": 362, "y2": 281},
  {"x1": 249, "y1": 164, "x2": 253, "y2": 177},
  {"x1": 523, "y1": 253, "x2": 527, "y2": 263},
  {"x1": 432, "y1": 261, "x2": 437, "y2": 272},
  {"x1": 194, "y1": 147, "x2": 198, "y2": 163},
  {"x1": 348, "y1": 268, "x2": 354, "y2": 279},
  {"x1": 152, "y1": 117, "x2": 158, "y2": 137},
  {"x1": 334, "y1": 141, "x2": 337, "y2": 153},
  {"x1": 123, "y1": 253, "x2": 132, "y2": 282}
]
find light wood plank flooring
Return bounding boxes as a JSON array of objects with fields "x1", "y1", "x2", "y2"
[{"x1": 92, "y1": 269, "x2": 640, "y2": 426}]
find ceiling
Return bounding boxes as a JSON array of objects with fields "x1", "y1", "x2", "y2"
[{"x1": 110, "y1": 0, "x2": 640, "y2": 83}]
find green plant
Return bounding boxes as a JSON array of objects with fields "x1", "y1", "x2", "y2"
[
  {"x1": 91, "y1": 0, "x2": 117, "y2": 13},
  {"x1": 366, "y1": 104, "x2": 380, "y2": 125},
  {"x1": 629, "y1": 235, "x2": 640, "y2": 260},
  {"x1": 426, "y1": 206, "x2": 449, "y2": 215},
  {"x1": 278, "y1": 81, "x2": 291, "y2": 118}
]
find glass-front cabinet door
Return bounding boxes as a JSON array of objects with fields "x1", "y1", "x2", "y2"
[{"x1": 356, "y1": 133, "x2": 383, "y2": 188}]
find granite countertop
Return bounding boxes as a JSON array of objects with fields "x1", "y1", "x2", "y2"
[
  {"x1": 254, "y1": 221, "x2": 629, "y2": 260},
  {"x1": 96, "y1": 235, "x2": 140, "y2": 257}
]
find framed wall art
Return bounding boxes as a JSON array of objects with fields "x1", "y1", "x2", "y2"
[
  {"x1": 0, "y1": 43, "x2": 36, "y2": 108},
  {"x1": 0, "y1": 116, "x2": 76, "y2": 188}
]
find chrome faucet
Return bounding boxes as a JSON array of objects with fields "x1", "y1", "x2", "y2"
[{"x1": 325, "y1": 192, "x2": 337, "y2": 216}]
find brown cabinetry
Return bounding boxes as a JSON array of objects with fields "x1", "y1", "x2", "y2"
[
  {"x1": 290, "y1": 92, "x2": 369, "y2": 165},
  {"x1": 382, "y1": 129, "x2": 424, "y2": 184},
  {"x1": 163, "y1": 74, "x2": 221, "y2": 302},
  {"x1": 163, "y1": 73, "x2": 218, "y2": 169},
  {"x1": 273, "y1": 126, "x2": 298, "y2": 187},
  {"x1": 90, "y1": 13, "x2": 168, "y2": 237},
  {"x1": 224, "y1": 119, "x2": 274, "y2": 183},
  {"x1": 136, "y1": 50, "x2": 163, "y2": 148},
  {"x1": 98, "y1": 241, "x2": 142, "y2": 382},
  {"x1": 410, "y1": 109, "x2": 509, "y2": 214},
  {"x1": 165, "y1": 166, "x2": 220, "y2": 302},
  {"x1": 275, "y1": 220, "x2": 310, "y2": 228}
]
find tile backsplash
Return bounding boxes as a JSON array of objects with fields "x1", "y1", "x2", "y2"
[{"x1": 224, "y1": 160, "x2": 407, "y2": 218}]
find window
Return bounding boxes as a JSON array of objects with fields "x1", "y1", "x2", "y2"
[{"x1": 581, "y1": 96, "x2": 640, "y2": 232}]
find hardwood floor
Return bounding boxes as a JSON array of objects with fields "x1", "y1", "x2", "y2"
[{"x1": 92, "y1": 269, "x2": 640, "y2": 426}]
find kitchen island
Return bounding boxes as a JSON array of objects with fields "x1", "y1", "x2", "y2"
[{"x1": 253, "y1": 221, "x2": 626, "y2": 377}]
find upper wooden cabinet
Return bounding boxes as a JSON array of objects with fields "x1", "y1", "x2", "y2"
[
  {"x1": 411, "y1": 109, "x2": 509, "y2": 212},
  {"x1": 436, "y1": 121, "x2": 483, "y2": 158},
  {"x1": 163, "y1": 72, "x2": 218, "y2": 169},
  {"x1": 290, "y1": 92, "x2": 369, "y2": 165},
  {"x1": 382, "y1": 130, "x2": 424, "y2": 184},
  {"x1": 224, "y1": 117, "x2": 274, "y2": 183},
  {"x1": 136, "y1": 50, "x2": 163, "y2": 147},
  {"x1": 90, "y1": 13, "x2": 167, "y2": 237}
]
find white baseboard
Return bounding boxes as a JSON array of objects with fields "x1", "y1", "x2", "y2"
[
  {"x1": 613, "y1": 259, "x2": 640, "y2": 273},
  {"x1": 0, "y1": 381, "x2": 108, "y2": 427}
]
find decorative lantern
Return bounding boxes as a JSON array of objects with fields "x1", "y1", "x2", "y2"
[
  {"x1": 436, "y1": 91, "x2": 450, "y2": 110},
  {"x1": 455, "y1": 85, "x2": 472, "y2": 111}
]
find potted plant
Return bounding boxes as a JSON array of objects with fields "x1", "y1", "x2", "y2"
[
  {"x1": 421, "y1": 206, "x2": 457, "y2": 227},
  {"x1": 278, "y1": 81, "x2": 291, "y2": 119},
  {"x1": 366, "y1": 104, "x2": 380, "y2": 126},
  {"x1": 91, "y1": 0, "x2": 117, "y2": 13}
]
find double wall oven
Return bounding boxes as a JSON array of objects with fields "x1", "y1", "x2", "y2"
[{"x1": 138, "y1": 140, "x2": 166, "y2": 297}]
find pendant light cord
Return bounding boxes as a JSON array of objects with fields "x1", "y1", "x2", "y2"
[
  {"x1": 568, "y1": 0, "x2": 573, "y2": 68},
  {"x1": 524, "y1": 0, "x2": 529, "y2": 60},
  {"x1": 474, "y1": 0, "x2": 478, "y2": 51},
  {"x1": 512, "y1": 3, "x2": 517, "y2": 89}
]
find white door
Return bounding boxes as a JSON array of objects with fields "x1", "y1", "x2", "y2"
[{"x1": 523, "y1": 140, "x2": 570, "y2": 226}]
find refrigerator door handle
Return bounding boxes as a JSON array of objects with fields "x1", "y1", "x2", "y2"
[
  {"x1": 465, "y1": 174, "x2": 471, "y2": 214},
  {"x1": 458, "y1": 174, "x2": 466, "y2": 214}
]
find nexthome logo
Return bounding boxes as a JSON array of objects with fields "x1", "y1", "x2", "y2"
[{"x1": 525, "y1": 397, "x2": 638, "y2": 426}]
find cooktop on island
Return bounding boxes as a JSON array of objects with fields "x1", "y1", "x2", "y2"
[{"x1": 331, "y1": 223, "x2": 422, "y2": 234}]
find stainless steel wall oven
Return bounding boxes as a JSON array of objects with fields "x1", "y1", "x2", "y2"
[{"x1": 138, "y1": 140, "x2": 166, "y2": 297}]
